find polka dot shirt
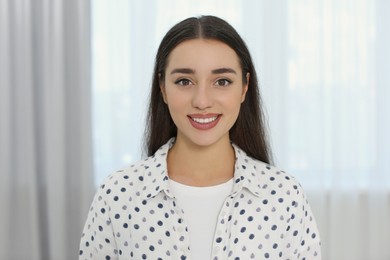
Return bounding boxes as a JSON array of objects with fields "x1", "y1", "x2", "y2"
[{"x1": 79, "y1": 138, "x2": 321, "y2": 259}]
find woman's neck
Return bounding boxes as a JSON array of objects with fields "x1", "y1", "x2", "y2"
[{"x1": 167, "y1": 136, "x2": 235, "y2": 187}]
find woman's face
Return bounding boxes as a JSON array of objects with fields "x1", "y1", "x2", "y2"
[{"x1": 161, "y1": 39, "x2": 248, "y2": 148}]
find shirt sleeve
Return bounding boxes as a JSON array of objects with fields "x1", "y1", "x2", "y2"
[
  {"x1": 79, "y1": 181, "x2": 119, "y2": 260},
  {"x1": 286, "y1": 182, "x2": 322, "y2": 259}
]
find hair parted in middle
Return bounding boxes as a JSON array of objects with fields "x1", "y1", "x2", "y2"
[{"x1": 145, "y1": 15, "x2": 272, "y2": 164}]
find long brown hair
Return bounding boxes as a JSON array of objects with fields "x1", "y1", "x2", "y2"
[{"x1": 144, "y1": 15, "x2": 273, "y2": 164}]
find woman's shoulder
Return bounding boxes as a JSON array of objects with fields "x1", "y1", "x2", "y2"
[
  {"x1": 234, "y1": 144, "x2": 307, "y2": 200},
  {"x1": 100, "y1": 156, "x2": 164, "y2": 187},
  {"x1": 95, "y1": 141, "x2": 172, "y2": 198}
]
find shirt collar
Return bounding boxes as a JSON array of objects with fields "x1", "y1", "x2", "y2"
[
  {"x1": 142, "y1": 138, "x2": 266, "y2": 200},
  {"x1": 230, "y1": 143, "x2": 265, "y2": 198}
]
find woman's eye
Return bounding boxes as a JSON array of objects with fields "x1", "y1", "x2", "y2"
[
  {"x1": 215, "y1": 79, "x2": 231, "y2": 87},
  {"x1": 175, "y1": 79, "x2": 192, "y2": 86}
]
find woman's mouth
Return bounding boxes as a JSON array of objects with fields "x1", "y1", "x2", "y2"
[{"x1": 188, "y1": 114, "x2": 221, "y2": 130}]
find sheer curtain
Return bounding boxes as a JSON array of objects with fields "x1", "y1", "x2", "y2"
[
  {"x1": 244, "y1": 1, "x2": 390, "y2": 259},
  {"x1": 0, "y1": 0, "x2": 93, "y2": 259},
  {"x1": 92, "y1": 1, "x2": 390, "y2": 259}
]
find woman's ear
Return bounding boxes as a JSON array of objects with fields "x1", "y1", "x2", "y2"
[
  {"x1": 159, "y1": 73, "x2": 168, "y2": 104},
  {"x1": 241, "y1": 72, "x2": 250, "y2": 103}
]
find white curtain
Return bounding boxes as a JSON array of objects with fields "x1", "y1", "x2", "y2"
[
  {"x1": 0, "y1": 0, "x2": 94, "y2": 259},
  {"x1": 248, "y1": 1, "x2": 390, "y2": 259},
  {"x1": 92, "y1": 0, "x2": 390, "y2": 259}
]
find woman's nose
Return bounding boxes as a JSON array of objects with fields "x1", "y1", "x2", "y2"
[{"x1": 191, "y1": 84, "x2": 213, "y2": 110}]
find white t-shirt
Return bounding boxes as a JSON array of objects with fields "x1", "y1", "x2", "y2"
[{"x1": 168, "y1": 178, "x2": 234, "y2": 260}]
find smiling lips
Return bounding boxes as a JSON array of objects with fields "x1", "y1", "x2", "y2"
[{"x1": 188, "y1": 114, "x2": 221, "y2": 130}]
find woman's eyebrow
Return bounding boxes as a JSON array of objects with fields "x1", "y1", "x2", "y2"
[
  {"x1": 170, "y1": 68, "x2": 195, "y2": 75},
  {"x1": 212, "y1": 68, "x2": 237, "y2": 74},
  {"x1": 170, "y1": 67, "x2": 237, "y2": 75}
]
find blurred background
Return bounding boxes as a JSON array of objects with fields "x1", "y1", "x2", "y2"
[{"x1": 1, "y1": 0, "x2": 389, "y2": 259}]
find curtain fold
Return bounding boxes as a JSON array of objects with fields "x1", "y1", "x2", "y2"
[{"x1": 0, "y1": 0, "x2": 94, "y2": 259}]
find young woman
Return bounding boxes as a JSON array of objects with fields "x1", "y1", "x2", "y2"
[{"x1": 79, "y1": 16, "x2": 321, "y2": 259}]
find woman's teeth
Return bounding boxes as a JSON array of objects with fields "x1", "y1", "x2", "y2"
[{"x1": 191, "y1": 116, "x2": 218, "y2": 124}]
